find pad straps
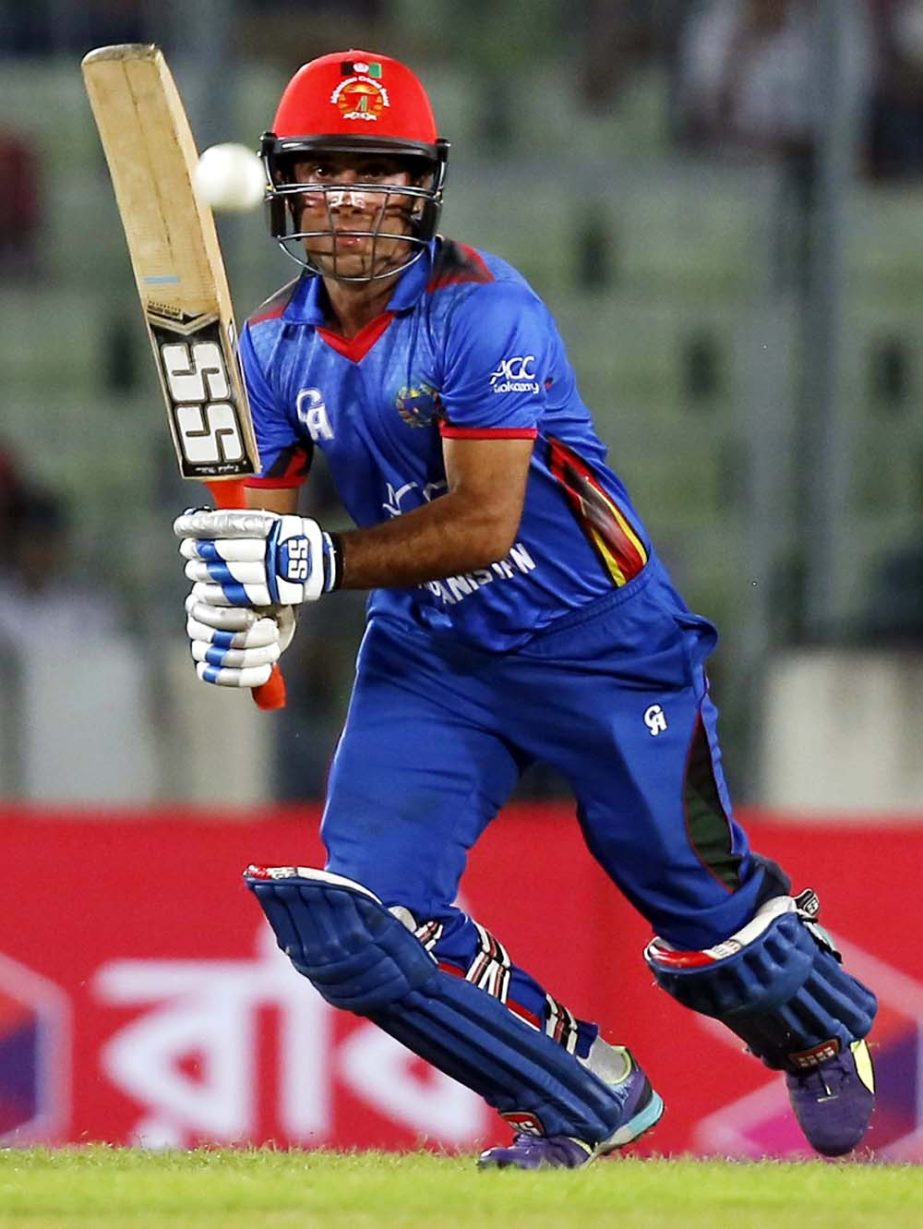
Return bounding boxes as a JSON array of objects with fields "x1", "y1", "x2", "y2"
[{"x1": 246, "y1": 866, "x2": 637, "y2": 1143}]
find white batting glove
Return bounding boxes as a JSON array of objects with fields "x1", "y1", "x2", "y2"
[
  {"x1": 174, "y1": 508, "x2": 341, "y2": 608},
  {"x1": 185, "y1": 595, "x2": 296, "y2": 689}
]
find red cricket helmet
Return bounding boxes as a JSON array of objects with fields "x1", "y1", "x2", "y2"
[{"x1": 260, "y1": 51, "x2": 450, "y2": 282}]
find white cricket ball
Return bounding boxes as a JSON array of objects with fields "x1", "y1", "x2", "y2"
[{"x1": 193, "y1": 143, "x2": 266, "y2": 213}]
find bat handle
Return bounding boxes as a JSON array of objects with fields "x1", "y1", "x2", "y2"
[
  {"x1": 251, "y1": 664, "x2": 287, "y2": 711},
  {"x1": 206, "y1": 480, "x2": 287, "y2": 711}
]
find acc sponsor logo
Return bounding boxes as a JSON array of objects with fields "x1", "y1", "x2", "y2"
[
  {"x1": 331, "y1": 76, "x2": 390, "y2": 122},
  {"x1": 489, "y1": 356, "x2": 540, "y2": 395},
  {"x1": 395, "y1": 383, "x2": 442, "y2": 428}
]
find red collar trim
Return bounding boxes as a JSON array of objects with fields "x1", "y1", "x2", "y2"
[{"x1": 316, "y1": 312, "x2": 394, "y2": 362}]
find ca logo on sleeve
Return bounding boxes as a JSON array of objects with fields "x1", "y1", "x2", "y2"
[{"x1": 296, "y1": 388, "x2": 334, "y2": 441}]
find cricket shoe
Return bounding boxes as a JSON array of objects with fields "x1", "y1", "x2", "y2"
[
  {"x1": 477, "y1": 1045, "x2": 663, "y2": 1171},
  {"x1": 786, "y1": 1038, "x2": 876, "y2": 1157}
]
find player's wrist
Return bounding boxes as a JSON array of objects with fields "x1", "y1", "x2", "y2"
[{"x1": 324, "y1": 531, "x2": 343, "y2": 592}]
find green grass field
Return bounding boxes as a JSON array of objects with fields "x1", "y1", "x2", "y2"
[{"x1": 1, "y1": 1148, "x2": 921, "y2": 1229}]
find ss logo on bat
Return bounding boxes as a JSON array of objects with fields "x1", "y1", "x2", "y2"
[
  {"x1": 149, "y1": 313, "x2": 253, "y2": 478},
  {"x1": 161, "y1": 339, "x2": 245, "y2": 468}
]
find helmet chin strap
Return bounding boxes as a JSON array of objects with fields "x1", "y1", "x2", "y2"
[{"x1": 278, "y1": 234, "x2": 428, "y2": 283}]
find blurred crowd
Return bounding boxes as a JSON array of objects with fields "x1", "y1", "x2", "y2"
[
  {"x1": 580, "y1": 0, "x2": 923, "y2": 180},
  {"x1": 0, "y1": 447, "x2": 121, "y2": 653},
  {"x1": 673, "y1": 0, "x2": 923, "y2": 180},
  {"x1": 2, "y1": 0, "x2": 923, "y2": 178},
  {"x1": 5, "y1": 0, "x2": 923, "y2": 282}
]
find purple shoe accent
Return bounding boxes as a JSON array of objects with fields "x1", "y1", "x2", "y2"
[
  {"x1": 478, "y1": 1048, "x2": 663, "y2": 1170},
  {"x1": 477, "y1": 1134, "x2": 593, "y2": 1170},
  {"x1": 786, "y1": 1039, "x2": 875, "y2": 1157}
]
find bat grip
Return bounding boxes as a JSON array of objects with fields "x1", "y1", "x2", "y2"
[{"x1": 206, "y1": 479, "x2": 287, "y2": 711}]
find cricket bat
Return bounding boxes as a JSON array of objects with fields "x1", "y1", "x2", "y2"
[{"x1": 81, "y1": 43, "x2": 285, "y2": 710}]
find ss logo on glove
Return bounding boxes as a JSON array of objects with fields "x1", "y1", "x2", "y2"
[{"x1": 281, "y1": 536, "x2": 310, "y2": 582}]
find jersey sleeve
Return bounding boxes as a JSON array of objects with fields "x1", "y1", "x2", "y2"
[
  {"x1": 239, "y1": 323, "x2": 312, "y2": 489},
  {"x1": 438, "y1": 282, "x2": 550, "y2": 439}
]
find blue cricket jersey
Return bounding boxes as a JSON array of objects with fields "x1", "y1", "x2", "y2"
[{"x1": 241, "y1": 237, "x2": 652, "y2": 651}]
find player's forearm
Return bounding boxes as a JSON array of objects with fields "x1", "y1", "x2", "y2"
[{"x1": 337, "y1": 493, "x2": 519, "y2": 590}]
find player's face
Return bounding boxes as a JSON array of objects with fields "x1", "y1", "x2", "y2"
[{"x1": 290, "y1": 153, "x2": 419, "y2": 281}]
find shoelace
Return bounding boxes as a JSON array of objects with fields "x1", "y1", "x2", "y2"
[
  {"x1": 794, "y1": 1056, "x2": 847, "y2": 1100},
  {"x1": 511, "y1": 1133, "x2": 548, "y2": 1150}
]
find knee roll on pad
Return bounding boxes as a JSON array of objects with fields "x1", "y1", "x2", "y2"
[
  {"x1": 245, "y1": 866, "x2": 436, "y2": 1012},
  {"x1": 644, "y1": 895, "x2": 877, "y2": 1072},
  {"x1": 245, "y1": 865, "x2": 632, "y2": 1144}
]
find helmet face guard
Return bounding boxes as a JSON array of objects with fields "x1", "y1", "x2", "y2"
[
  {"x1": 261, "y1": 133, "x2": 449, "y2": 282},
  {"x1": 263, "y1": 51, "x2": 449, "y2": 283}
]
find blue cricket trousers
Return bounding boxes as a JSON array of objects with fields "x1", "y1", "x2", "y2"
[{"x1": 319, "y1": 556, "x2": 775, "y2": 1046}]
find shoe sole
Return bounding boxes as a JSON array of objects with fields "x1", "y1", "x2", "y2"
[
  {"x1": 601, "y1": 1087, "x2": 665, "y2": 1152},
  {"x1": 476, "y1": 1094, "x2": 665, "y2": 1172}
]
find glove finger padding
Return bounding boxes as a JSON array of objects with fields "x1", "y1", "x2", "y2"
[
  {"x1": 184, "y1": 593, "x2": 298, "y2": 689},
  {"x1": 191, "y1": 640, "x2": 280, "y2": 669},
  {"x1": 189, "y1": 580, "x2": 273, "y2": 608},
  {"x1": 174, "y1": 508, "x2": 280, "y2": 540},
  {"x1": 179, "y1": 537, "x2": 268, "y2": 564},
  {"x1": 186, "y1": 614, "x2": 281, "y2": 650},
  {"x1": 196, "y1": 660, "x2": 275, "y2": 689},
  {"x1": 185, "y1": 595, "x2": 263, "y2": 632},
  {"x1": 184, "y1": 559, "x2": 272, "y2": 586},
  {"x1": 175, "y1": 508, "x2": 340, "y2": 607}
]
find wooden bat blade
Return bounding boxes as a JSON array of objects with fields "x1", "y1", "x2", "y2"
[
  {"x1": 83, "y1": 44, "x2": 285, "y2": 710},
  {"x1": 82, "y1": 43, "x2": 261, "y2": 482},
  {"x1": 82, "y1": 45, "x2": 220, "y2": 318}
]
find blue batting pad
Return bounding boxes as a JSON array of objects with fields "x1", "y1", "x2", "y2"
[
  {"x1": 646, "y1": 900, "x2": 877, "y2": 1071},
  {"x1": 246, "y1": 866, "x2": 635, "y2": 1143}
]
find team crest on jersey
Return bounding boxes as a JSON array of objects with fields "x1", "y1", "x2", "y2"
[
  {"x1": 331, "y1": 74, "x2": 390, "y2": 122},
  {"x1": 395, "y1": 382, "x2": 442, "y2": 427}
]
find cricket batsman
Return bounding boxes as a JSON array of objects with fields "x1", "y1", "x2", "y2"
[{"x1": 175, "y1": 50, "x2": 877, "y2": 1168}]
